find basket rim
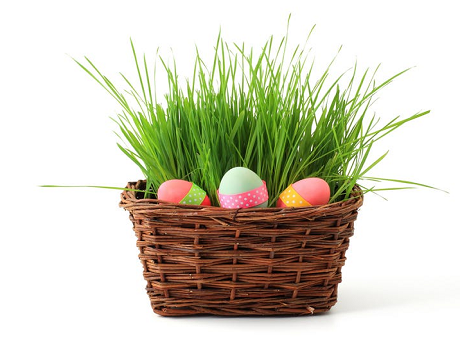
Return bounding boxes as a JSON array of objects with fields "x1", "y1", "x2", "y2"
[{"x1": 119, "y1": 180, "x2": 363, "y2": 214}]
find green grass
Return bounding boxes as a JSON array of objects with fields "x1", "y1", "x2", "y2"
[{"x1": 72, "y1": 26, "x2": 434, "y2": 206}]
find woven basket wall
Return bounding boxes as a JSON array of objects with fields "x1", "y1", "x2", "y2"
[{"x1": 120, "y1": 180, "x2": 363, "y2": 316}]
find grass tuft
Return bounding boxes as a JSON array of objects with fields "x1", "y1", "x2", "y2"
[{"x1": 75, "y1": 28, "x2": 433, "y2": 206}]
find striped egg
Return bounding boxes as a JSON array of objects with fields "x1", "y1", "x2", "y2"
[{"x1": 157, "y1": 179, "x2": 211, "y2": 206}]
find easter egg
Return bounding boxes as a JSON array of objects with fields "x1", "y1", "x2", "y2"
[
  {"x1": 218, "y1": 167, "x2": 269, "y2": 208},
  {"x1": 277, "y1": 177, "x2": 330, "y2": 208},
  {"x1": 157, "y1": 179, "x2": 211, "y2": 206}
]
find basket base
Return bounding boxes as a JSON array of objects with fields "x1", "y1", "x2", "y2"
[
  {"x1": 148, "y1": 289, "x2": 339, "y2": 316},
  {"x1": 152, "y1": 305, "x2": 332, "y2": 317}
]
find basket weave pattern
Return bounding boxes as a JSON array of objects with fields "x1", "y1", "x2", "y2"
[{"x1": 120, "y1": 180, "x2": 363, "y2": 316}]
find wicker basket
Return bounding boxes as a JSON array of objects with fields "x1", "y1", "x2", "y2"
[{"x1": 120, "y1": 180, "x2": 363, "y2": 316}]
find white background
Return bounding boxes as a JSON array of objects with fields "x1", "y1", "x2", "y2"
[{"x1": 1, "y1": 1, "x2": 459, "y2": 344}]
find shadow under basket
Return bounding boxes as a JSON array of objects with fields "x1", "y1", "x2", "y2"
[{"x1": 120, "y1": 180, "x2": 363, "y2": 317}]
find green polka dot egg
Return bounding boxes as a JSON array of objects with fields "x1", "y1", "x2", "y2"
[{"x1": 157, "y1": 179, "x2": 211, "y2": 206}]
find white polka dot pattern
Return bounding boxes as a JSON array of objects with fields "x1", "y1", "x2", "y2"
[
  {"x1": 179, "y1": 183, "x2": 207, "y2": 205},
  {"x1": 217, "y1": 182, "x2": 269, "y2": 209},
  {"x1": 279, "y1": 184, "x2": 311, "y2": 207}
]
